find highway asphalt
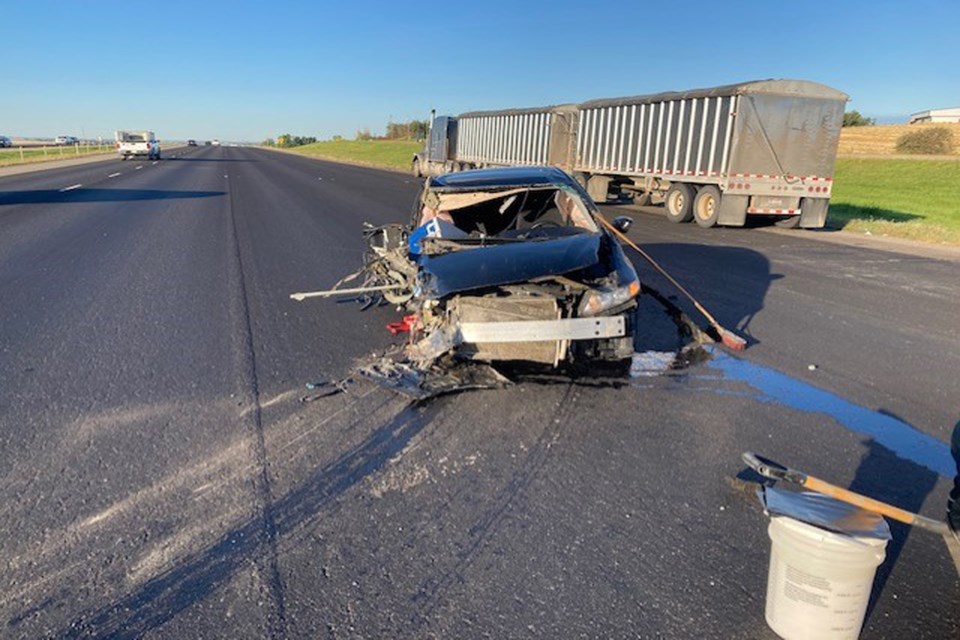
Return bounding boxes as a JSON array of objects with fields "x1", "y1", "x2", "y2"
[{"x1": 1, "y1": 145, "x2": 957, "y2": 638}]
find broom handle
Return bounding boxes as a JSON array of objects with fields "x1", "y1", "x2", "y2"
[
  {"x1": 802, "y1": 475, "x2": 950, "y2": 535},
  {"x1": 597, "y1": 216, "x2": 724, "y2": 329}
]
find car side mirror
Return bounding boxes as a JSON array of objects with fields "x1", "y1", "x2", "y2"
[{"x1": 612, "y1": 216, "x2": 633, "y2": 233}]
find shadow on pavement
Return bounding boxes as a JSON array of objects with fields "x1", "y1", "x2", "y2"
[
  {"x1": 825, "y1": 204, "x2": 923, "y2": 229},
  {"x1": 630, "y1": 243, "x2": 778, "y2": 347},
  {"x1": 849, "y1": 428, "x2": 939, "y2": 624},
  {"x1": 0, "y1": 189, "x2": 225, "y2": 206},
  {"x1": 48, "y1": 403, "x2": 427, "y2": 639},
  {"x1": 165, "y1": 158, "x2": 256, "y2": 163}
]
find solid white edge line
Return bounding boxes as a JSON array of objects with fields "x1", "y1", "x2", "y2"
[{"x1": 60, "y1": 184, "x2": 82, "y2": 192}]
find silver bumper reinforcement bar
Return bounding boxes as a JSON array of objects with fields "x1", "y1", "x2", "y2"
[{"x1": 458, "y1": 315, "x2": 625, "y2": 343}]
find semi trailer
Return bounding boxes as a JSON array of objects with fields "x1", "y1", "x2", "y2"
[{"x1": 412, "y1": 79, "x2": 848, "y2": 229}]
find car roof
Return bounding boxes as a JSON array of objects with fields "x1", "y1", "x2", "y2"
[{"x1": 429, "y1": 166, "x2": 576, "y2": 190}]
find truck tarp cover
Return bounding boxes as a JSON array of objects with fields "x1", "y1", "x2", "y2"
[
  {"x1": 732, "y1": 92, "x2": 846, "y2": 179},
  {"x1": 459, "y1": 104, "x2": 578, "y2": 119},
  {"x1": 578, "y1": 79, "x2": 848, "y2": 109}
]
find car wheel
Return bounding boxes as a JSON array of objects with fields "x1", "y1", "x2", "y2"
[
  {"x1": 775, "y1": 215, "x2": 801, "y2": 229},
  {"x1": 693, "y1": 185, "x2": 721, "y2": 228},
  {"x1": 664, "y1": 183, "x2": 694, "y2": 223}
]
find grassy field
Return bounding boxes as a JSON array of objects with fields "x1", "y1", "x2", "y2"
[
  {"x1": 0, "y1": 145, "x2": 116, "y2": 167},
  {"x1": 838, "y1": 123, "x2": 960, "y2": 156},
  {"x1": 830, "y1": 157, "x2": 960, "y2": 244},
  {"x1": 272, "y1": 139, "x2": 420, "y2": 171}
]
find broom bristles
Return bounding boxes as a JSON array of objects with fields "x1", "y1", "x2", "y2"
[{"x1": 720, "y1": 329, "x2": 747, "y2": 351}]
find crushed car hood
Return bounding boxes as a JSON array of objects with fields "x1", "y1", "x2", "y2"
[{"x1": 417, "y1": 233, "x2": 601, "y2": 299}]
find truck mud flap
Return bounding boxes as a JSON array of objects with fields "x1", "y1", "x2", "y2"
[
  {"x1": 799, "y1": 198, "x2": 829, "y2": 229},
  {"x1": 717, "y1": 195, "x2": 748, "y2": 227}
]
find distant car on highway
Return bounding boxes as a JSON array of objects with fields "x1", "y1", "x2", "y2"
[
  {"x1": 187, "y1": 139, "x2": 197, "y2": 146},
  {"x1": 211, "y1": 139, "x2": 221, "y2": 146},
  {"x1": 55, "y1": 135, "x2": 79, "y2": 146},
  {"x1": 0, "y1": 136, "x2": 12, "y2": 148}
]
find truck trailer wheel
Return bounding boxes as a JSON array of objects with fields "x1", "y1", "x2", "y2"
[
  {"x1": 693, "y1": 186, "x2": 721, "y2": 228},
  {"x1": 664, "y1": 184, "x2": 694, "y2": 223},
  {"x1": 774, "y1": 215, "x2": 801, "y2": 229}
]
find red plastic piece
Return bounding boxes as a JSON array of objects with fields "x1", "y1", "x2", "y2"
[{"x1": 386, "y1": 315, "x2": 418, "y2": 335}]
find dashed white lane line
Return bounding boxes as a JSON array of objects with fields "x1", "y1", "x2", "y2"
[
  {"x1": 135, "y1": 165, "x2": 143, "y2": 170},
  {"x1": 60, "y1": 184, "x2": 82, "y2": 192},
  {"x1": 152, "y1": 161, "x2": 158, "y2": 165},
  {"x1": 108, "y1": 172, "x2": 122, "y2": 178}
]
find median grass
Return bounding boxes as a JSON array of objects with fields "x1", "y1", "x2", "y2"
[
  {"x1": 272, "y1": 139, "x2": 421, "y2": 171},
  {"x1": 830, "y1": 157, "x2": 960, "y2": 244},
  {"x1": 0, "y1": 145, "x2": 116, "y2": 167}
]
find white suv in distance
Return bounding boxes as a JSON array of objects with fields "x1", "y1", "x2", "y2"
[{"x1": 55, "y1": 135, "x2": 79, "y2": 146}]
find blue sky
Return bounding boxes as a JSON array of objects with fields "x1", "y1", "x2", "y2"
[{"x1": 3, "y1": 0, "x2": 957, "y2": 141}]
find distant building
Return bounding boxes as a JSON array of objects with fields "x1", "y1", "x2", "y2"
[{"x1": 908, "y1": 107, "x2": 960, "y2": 124}]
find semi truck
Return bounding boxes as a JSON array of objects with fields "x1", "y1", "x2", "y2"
[{"x1": 412, "y1": 79, "x2": 848, "y2": 229}]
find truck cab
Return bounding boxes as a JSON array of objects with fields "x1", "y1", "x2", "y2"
[{"x1": 412, "y1": 115, "x2": 457, "y2": 177}]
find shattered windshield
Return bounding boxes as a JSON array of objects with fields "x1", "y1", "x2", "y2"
[{"x1": 417, "y1": 186, "x2": 598, "y2": 243}]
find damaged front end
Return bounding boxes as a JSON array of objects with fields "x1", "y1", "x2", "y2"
[{"x1": 292, "y1": 167, "x2": 646, "y2": 398}]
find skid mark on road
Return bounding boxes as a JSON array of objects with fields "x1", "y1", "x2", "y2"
[{"x1": 411, "y1": 385, "x2": 580, "y2": 626}]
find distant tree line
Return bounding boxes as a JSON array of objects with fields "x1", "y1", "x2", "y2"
[
  {"x1": 262, "y1": 119, "x2": 429, "y2": 146},
  {"x1": 356, "y1": 119, "x2": 429, "y2": 141},
  {"x1": 842, "y1": 110, "x2": 875, "y2": 127},
  {"x1": 280, "y1": 134, "x2": 318, "y2": 147}
]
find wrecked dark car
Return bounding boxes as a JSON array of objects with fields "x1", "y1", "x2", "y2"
[
  {"x1": 403, "y1": 166, "x2": 640, "y2": 367},
  {"x1": 293, "y1": 166, "x2": 644, "y2": 397}
]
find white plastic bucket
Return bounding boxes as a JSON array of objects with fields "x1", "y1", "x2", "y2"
[{"x1": 765, "y1": 515, "x2": 888, "y2": 640}]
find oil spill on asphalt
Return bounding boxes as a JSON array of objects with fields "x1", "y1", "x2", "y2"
[
  {"x1": 707, "y1": 351, "x2": 954, "y2": 477},
  {"x1": 626, "y1": 346, "x2": 953, "y2": 476}
]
